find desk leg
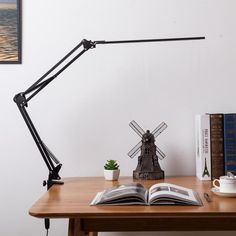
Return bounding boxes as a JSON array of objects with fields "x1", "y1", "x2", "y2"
[{"x1": 68, "y1": 219, "x2": 98, "y2": 236}]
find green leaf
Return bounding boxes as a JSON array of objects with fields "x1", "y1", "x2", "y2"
[{"x1": 104, "y1": 159, "x2": 119, "y2": 170}]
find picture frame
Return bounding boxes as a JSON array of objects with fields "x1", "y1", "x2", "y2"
[{"x1": 0, "y1": 0, "x2": 22, "y2": 64}]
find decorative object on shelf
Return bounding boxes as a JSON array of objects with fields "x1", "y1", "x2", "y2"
[
  {"x1": 0, "y1": 0, "x2": 22, "y2": 64},
  {"x1": 104, "y1": 160, "x2": 120, "y2": 181},
  {"x1": 128, "y1": 120, "x2": 167, "y2": 180}
]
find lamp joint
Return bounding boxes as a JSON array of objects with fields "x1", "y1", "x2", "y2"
[
  {"x1": 13, "y1": 93, "x2": 28, "y2": 107},
  {"x1": 82, "y1": 39, "x2": 96, "y2": 50}
]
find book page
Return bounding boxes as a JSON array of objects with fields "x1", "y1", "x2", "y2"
[
  {"x1": 148, "y1": 183, "x2": 201, "y2": 205},
  {"x1": 91, "y1": 183, "x2": 148, "y2": 205}
]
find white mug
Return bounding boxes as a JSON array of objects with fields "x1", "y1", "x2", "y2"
[{"x1": 213, "y1": 176, "x2": 236, "y2": 193}]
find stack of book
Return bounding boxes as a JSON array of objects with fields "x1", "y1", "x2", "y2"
[{"x1": 195, "y1": 113, "x2": 236, "y2": 181}]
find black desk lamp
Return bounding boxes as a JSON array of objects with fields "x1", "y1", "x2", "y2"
[
  {"x1": 13, "y1": 36, "x2": 205, "y2": 233},
  {"x1": 14, "y1": 36, "x2": 205, "y2": 190}
]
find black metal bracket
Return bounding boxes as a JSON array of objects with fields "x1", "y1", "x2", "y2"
[
  {"x1": 82, "y1": 39, "x2": 96, "y2": 50},
  {"x1": 14, "y1": 93, "x2": 27, "y2": 107}
]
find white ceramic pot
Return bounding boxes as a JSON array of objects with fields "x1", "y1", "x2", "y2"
[{"x1": 104, "y1": 169, "x2": 120, "y2": 181}]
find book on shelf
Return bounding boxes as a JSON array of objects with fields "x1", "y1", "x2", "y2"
[
  {"x1": 209, "y1": 113, "x2": 225, "y2": 180},
  {"x1": 195, "y1": 114, "x2": 211, "y2": 180},
  {"x1": 224, "y1": 114, "x2": 236, "y2": 175},
  {"x1": 90, "y1": 182, "x2": 202, "y2": 206}
]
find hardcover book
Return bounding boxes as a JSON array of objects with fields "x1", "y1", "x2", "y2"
[
  {"x1": 195, "y1": 114, "x2": 211, "y2": 180},
  {"x1": 224, "y1": 114, "x2": 236, "y2": 175},
  {"x1": 209, "y1": 114, "x2": 224, "y2": 180},
  {"x1": 91, "y1": 182, "x2": 202, "y2": 206}
]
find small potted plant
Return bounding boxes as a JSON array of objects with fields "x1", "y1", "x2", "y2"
[{"x1": 104, "y1": 159, "x2": 120, "y2": 181}]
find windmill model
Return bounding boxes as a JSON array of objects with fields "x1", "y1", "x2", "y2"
[{"x1": 128, "y1": 120, "x2": 168, "y2": 180}]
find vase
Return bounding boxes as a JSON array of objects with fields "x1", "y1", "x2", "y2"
[{"x1": 104, "y1": 169, "x2": 120, "y2": 181}]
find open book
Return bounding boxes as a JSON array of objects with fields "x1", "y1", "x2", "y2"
[{"x1": 91, "y1": 182, "x2": 202, "y2": 206}]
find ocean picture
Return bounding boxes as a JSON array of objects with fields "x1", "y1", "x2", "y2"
[{"x1": 0, "y1": 0, "x2": 21, "y2": 63}]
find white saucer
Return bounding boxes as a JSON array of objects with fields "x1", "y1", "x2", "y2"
[{"x1": 211, "y1": 187, "x2": 236, "y2": 197}]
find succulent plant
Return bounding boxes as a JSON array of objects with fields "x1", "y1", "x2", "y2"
[{"x1": 104, "y1": 160, "x2": 119, "y2": 170}]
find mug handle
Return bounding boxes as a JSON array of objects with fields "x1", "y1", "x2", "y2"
[{"x1": 213, "y1": 179, "x2": 220, "y2": 189}]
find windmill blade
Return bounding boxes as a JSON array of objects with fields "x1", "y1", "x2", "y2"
[
  {"x1": 129, "y1": 120, "x2": 145, "y2": 138},
  {"x1": 156, "y1": 146, "x2": 166, "y2": 160},
  {"x1": 128, "y1": 141, "x2": 142, "y2": 158},
  {"x1": 152, "y1": 122, "x2": 168, "y2": 138}
]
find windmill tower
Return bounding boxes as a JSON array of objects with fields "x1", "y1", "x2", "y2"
[{"x1": 128, "y1": 120, "x2": 167, "y2": 179}]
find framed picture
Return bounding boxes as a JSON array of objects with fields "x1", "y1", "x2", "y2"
[{"x1": 0, "y1": 0, "x2": 21, "y2": 64}]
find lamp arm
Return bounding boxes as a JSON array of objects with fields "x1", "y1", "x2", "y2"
[
  {"x1": 21, "y1": 36, "x2": 205, "y2": 103},
  {"x1": 22, "y1": 39, "x2": 96, "y2": 104},
  {"x1": 13, "y1": 39, "x2": 96, "y2": 189},
  {"x1": 14, "y1": 93, "x2": 62, "y2": 189}
]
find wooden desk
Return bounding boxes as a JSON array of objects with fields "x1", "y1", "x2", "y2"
[{"x1": 29, "y1": 176, "x2": 236, "y2": 236}]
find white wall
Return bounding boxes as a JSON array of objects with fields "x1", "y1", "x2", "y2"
[{"x1": 1, "y1": 0, "x2": 236, "y2": 235}]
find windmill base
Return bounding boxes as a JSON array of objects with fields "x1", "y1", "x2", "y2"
[{"x1": 133, "y1": 170, "x2": 164, "y2": 180}]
